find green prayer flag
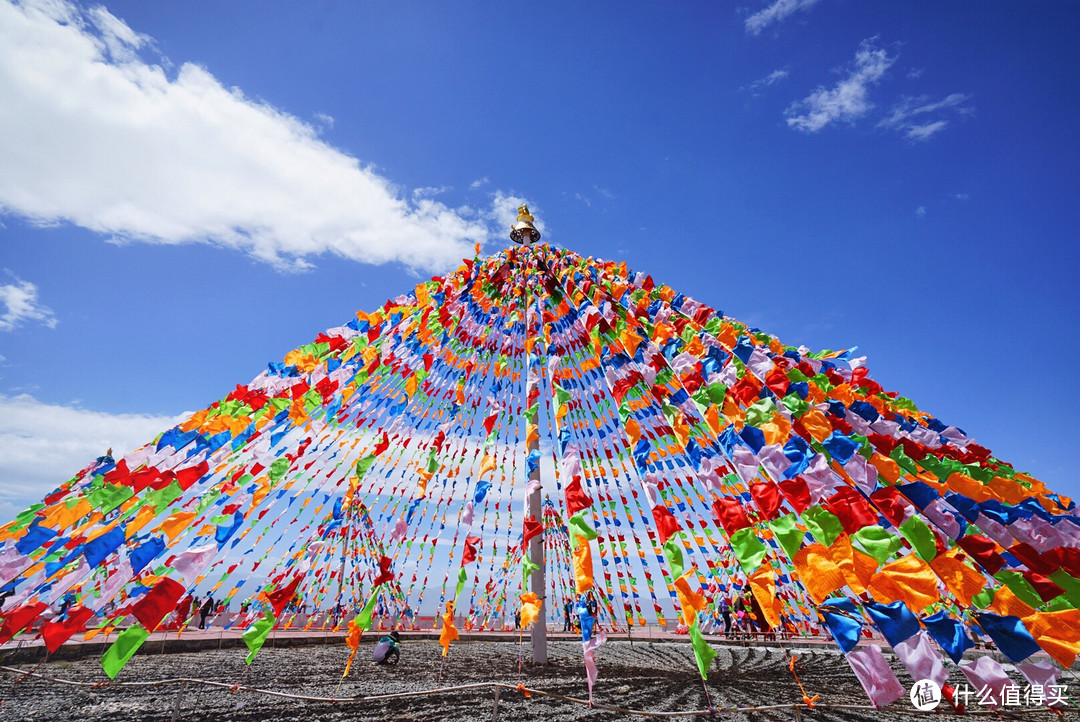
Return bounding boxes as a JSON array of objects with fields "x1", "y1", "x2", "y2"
[
  {"x1": 971, "y1": 586, "x2": 996, "y2": 609},
  {"x1": 993, "y1": 570, "x2": 1045, "y2": 609},
  {"x1": 555, "y1": 386, "x2": 571, "y2": 408},
  {"x1": 269, "y1": 457, "x2": 291, "y2": 483},
  {"x1": 662, "y1": 537, "x2": 685, "y2": 579},
  {"x1": 1049, "y1": 569, "x2": 1080, "y2": 608},
  {"x1": 101, "y1": 625, "x2": 150, "y2": 679},
  {"x1": 356, "y1": 587, "x2": 381, "y2": 630},
  {"x1": 852, "y1": 525, "x2": 901, "y2": 565},
  {"x1": 243, "y1": 612, "x2": 276, "y2": 665},
  {"x1": 688, "y1": 619, "x2": 716, "y2": 680},
  {"x1": 802, "y1": 506, "x2": 843, "y2": 547},
  {"x1": 782, "y1": 393, "x2": 809, "y2": 418},
  {"x1": 768, "y1": 514, "x2": 804, "y2": 561},
  {"x1": 144, "y1": 480, "x2": 183, "y2": 512},
  {"x1": 88, "y1": 483, "x2": 133, "y2": 514},
  {"x1": 455, "y1": 567, "x2": 467, "y2": 599},
  {"x1": 522, "y1": 558, "x2": 539, "y2": 586},
  {"x1": 568, "y1": 511, "x2": 598, "y2": 543},
  {"x1": 898, "y1": 516, "x2": 937, "y2": 563},
  {"x1": 355, "y1": 454, "x2": 377, "y2": 479},
  {"x1": 744, "y1": 398, "x2": 775, "y2": 427},
  {"x1": 889, "y1": 445, "x2": 918, "y2": 476},
  {"x1": 729, "y1": 527, "x2": 767, "y2": 572}
]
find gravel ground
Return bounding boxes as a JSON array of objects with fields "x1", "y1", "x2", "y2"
[{"x1": 0, "y1": 639, "x2": 1075, "y2": 721}]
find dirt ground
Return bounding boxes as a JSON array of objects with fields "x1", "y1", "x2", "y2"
[{"x1": 0, "y1": 638, "x2": 1074, "y2": 721}]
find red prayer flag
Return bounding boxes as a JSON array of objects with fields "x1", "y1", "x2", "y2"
[
  {"x1": 0, "y1": 602, "x2": 48, "y2": 644},
  {"x1": 956, "y1": 534, "x2": 1006, "y2": 576},
  {"x1": 265, "y1": 575, "x2": 302, "y2": 617},
  {"x1": 826, "y1": 487, "x2": 878, "y2": 533},
  {"x1": 372, "y1": 555, "x2": 395, "y2": 586},
  {"x1": 712, "y1": 497, "x2": 751, "y2": 535},
  {"x1": 777, "y1": 478, "x2": 812, "y2": 515},
  {"x1": 462, "y1": 536, "x2": 481, "y2": 565},
  {"x1": 749, "y1": 481, "x2": 783, "y2": 520},
  {"x1": 522, "y1": 516, "x2": 544, "y2": 547},
  {"x1": 869, "y1": 487, "x2": 912, "y2": 528},
  {"x1": 131, "y1": 577, "x2": 186, "y2": 631},
  {"x1": 42, "y1": 606, "x2": 95, "y2": 652},
  {"x1": 174, "y1": 461, "x2": 209, "y2": 491},
  {"x1": 564, "y1": 476, "x2": 594, "y2": 517},
  {"x1": 651, "y1": 505, "x2": 682, "y2": 545}
]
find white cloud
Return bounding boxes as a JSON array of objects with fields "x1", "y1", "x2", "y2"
[
  {"x1": 0, "y1": 0, "x2": 498, "y2": 273},
  {"x1": 0, "y1": 271, "x2": 57, "y2": 331},
  {"x1": 905, "y1": 121, "x2": 948, "y2": 141},
  {"x1": 0, "y1": 393, "x2": 188, "y2": 510},
  {"x1": 469, "y1": 177, "x2": 489, "y2": 191},
  {"x1": 412, "y1": 185, "x2": 451, "y2": 199},
  {"x1": 785, "y1": 38, "x2": 895, "y2": 132},
  {"x1": 915, "y1": 205, "x2": 927, "y2": 217},
  {"x1": 743, "y1": 68, "x2": 789, "y2": 95},
  {"x1": 745, "y1": 0, "x2": 821, "y2": 35},
  {"x1": 878, "y1": 93, "x2": 972, "y2": 142}
]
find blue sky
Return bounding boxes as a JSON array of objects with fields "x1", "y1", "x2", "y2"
[{"x1": 0, "y1": 0, "x2": 1077, "y2": 517}]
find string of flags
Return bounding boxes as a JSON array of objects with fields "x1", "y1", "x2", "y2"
[{"x1": 0, "y1": 239, "x2": 1077, "y2": 710}]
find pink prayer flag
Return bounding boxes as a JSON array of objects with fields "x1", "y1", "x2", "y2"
[
  {"x1": 583, "y1": 648, "x2": 598, "y2": 697},
  {"x1": 959, "y1": 656, "x2": 1017, "y2": 709},
  {"x1": 1015, "y1": 660, "x2": 1058, "y2": 690},
  {"x1": 582, "y1": 630, "x2": 606, "y2": 698},
  {"x1": 731, "y1": 447, "x2": 760, "y2": 484},
  {"x1": 844, "y1": 454, "x2": 878, "y2": 496},
  {"x1": 847, "y1": 644, "x2": 905, "y2": 708},
  {"x1": 894, "y1": 631, "x2": 948, "y2": 688},
  {"x1": 757, "y1": 444, "x2": 789, "y2": 483}
]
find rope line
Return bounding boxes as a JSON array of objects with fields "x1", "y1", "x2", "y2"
[{"x1": 0, "y1": 665, "x2": 1068, "y2": 717}]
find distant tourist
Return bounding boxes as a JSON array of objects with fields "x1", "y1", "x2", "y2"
[{"x1": 199, "y1": 596, "x2": 214, "y2": 629}]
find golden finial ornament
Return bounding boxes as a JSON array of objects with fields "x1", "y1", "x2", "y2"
[{"x1": 510, "y1": 204, "x2": 541, "y2": 244}]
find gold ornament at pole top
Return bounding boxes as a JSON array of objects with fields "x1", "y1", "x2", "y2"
[{"x1": 510, "y1": 204, "x2": 541, "y2": 244}]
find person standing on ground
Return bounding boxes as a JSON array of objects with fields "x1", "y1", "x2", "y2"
[
  {"x1": 199, "y1": 596, "x2": 213, "y2": 629},
  {"x1": 563, "y1": 599, "x2": 573, "y2": 632},
  {"x1": 719, "y1": 596, "x2": 731, "y2": 637}
]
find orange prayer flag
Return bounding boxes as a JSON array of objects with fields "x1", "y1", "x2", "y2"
[
  {"x1": 929, "y1": 549, "x2": 986, "y2": 607},
  {"x1": 792, "y1": 544, "x2": 847, "y2": 604},
  {"x1": 478, "y1": 454, "x2": 498, "y2": 479},
  {"x1": 1024, "y1": 610, "x2": 1080, "y2": 669},
  {"x1": 673, "y1": 565, "x2": 705, "y2": 626},
  {"x1": 827, "y1": 534, "x2": 877, "y2": 595},
  {"x1": 156, "y1": 512, "x2": 196, "y2": 542},
  {"x1": 868, "y1": 453, "x2": 902, "y2": 484},
  {"x1": 798, "y1": 407, "x2": 832, "y2": 443},
  {"x1": 520, "y1": 592, "x2": 543, "y2": 628},
  {"x1": 439, "y1": 602, "x2": 459, "y2": 657},
  {"x1": 945, "y1": 472, "x2": 997, "y2": 502},
  {"x1": 747, "y1": 564, "x2": 782, "y2": 629},
  {"x1": 987, "y1": 585, "x2": 1037, "y2": 620},
  {"x1": 572, "y1": 536, "x2": 595, "y2": 593},
  {"x1": 866, "y1": 553, "x2": 940, "y2": 612}
]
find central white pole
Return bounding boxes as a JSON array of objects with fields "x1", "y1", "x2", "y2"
[{"x1": 528, "y1": 435, "x2": 547, "y2": 664}]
